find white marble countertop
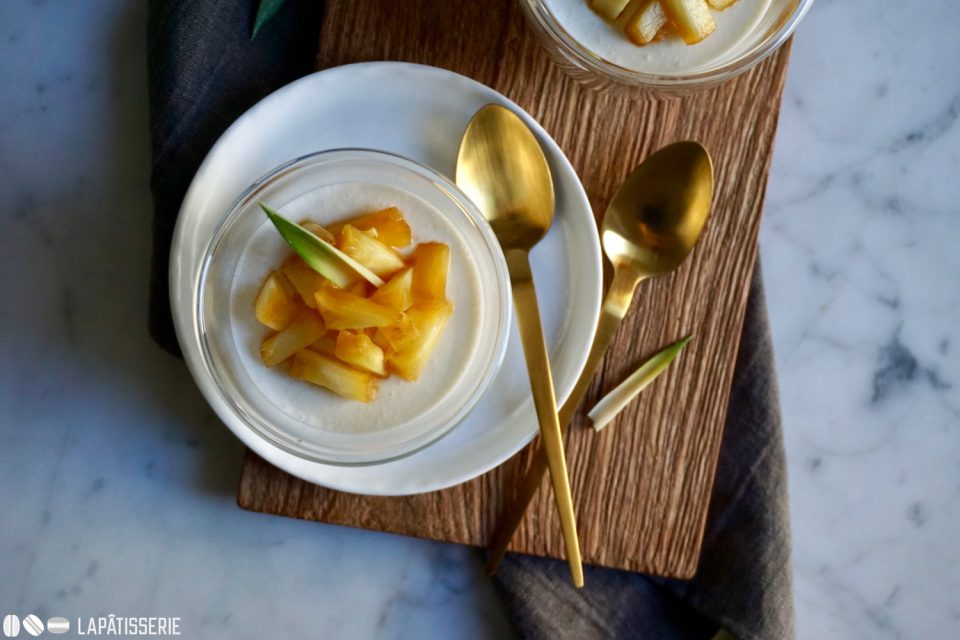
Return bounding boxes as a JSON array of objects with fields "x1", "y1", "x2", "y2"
[{"x1": 1, "y1": 1, "x2": 957, "y2": 638}]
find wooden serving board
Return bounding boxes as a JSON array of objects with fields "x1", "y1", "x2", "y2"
[{"x1": 237, "y1": 0, "x2": 791, "y2": 578}]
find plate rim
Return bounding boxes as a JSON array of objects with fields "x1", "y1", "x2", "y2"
[{"x1": 170, "y1": 61, "x2": 602, "y2": 495}]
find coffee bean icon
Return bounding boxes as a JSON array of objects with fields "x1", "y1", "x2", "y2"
[
  {"x1": 46, "y1": 617, "x2": 70, "y2": 635},
  {"x1": 2, "y1": 615, "x2": 20, "y2": 638},
  {"x1": 20, "y1": 616, "x2": 42, "y2": 637}
]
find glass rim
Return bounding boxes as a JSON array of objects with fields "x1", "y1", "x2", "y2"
[
  {"x1": 522, "y1": 0, "x2": 816, "y2": 89},
  {"x1": 194, "y1": 148, "x2": 512, "y2": 466}
]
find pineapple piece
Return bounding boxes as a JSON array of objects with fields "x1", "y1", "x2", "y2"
[
  {"x1": 254, "y1": 271, "x2": 298, "y2": 331},
  {"x1": 314, "y1": 287, "x2": 403, "y2": 330},
  {"x1": 660, "y1": 0, "x2": 716, "y2": 44},
  {"x1": 289, "y1": 349, "x2": 377, "y2": 402},
  {"x1": 388, "y1": 300, "x2": 453, "y2": 381},
  {"x1": 335, "y1": 331, "x2": 387, "y2": 376},
  {"x1": 591, "y1": 0, "x2": 632, "y2": 19},
  {"x1": 308, "y1": 332, "x2": 338, "y2": 356},
  {"x1": 370, "y1": 267, "x2": 413, "y2": 312},
  {"x1": 348, "y1": 279, "x2": 373, "y2": 298},
  {"x1": 299, "y1": 220, "x2": 336, "y2": 244},
  {"x1": 707, "y1": 0, "x2": 735, "y2": 8},
  {"x1": 411, "y1": 242, "x2": 450, "y2": 302},
  {"x1": 263, "y1": 203, "x2": 380, "y2": 288},
  {"x1": 281, "y1": 256, "x2": 340, "y2": 309},
  {"x1": 328, "y1": 207, "x2": 412, "y2": 248},
  {"x1": 371, "y1": 328, "x2": 394, "y2": 354},
  {"x1": 377, "y1": 314, "x2": 421, "y2": 352},
  {"x1": 338, "y1": 224, "x2": 405, "y2": 278},
  {"x1": 624, "y1": 0, "x2": 668, "y2": 45},
  {"x1": 260, "y1": 311, "x2": 326, "y2": 367},
  {"x1": 257, "y1": 203, "x2": 459, "y2": 398}
]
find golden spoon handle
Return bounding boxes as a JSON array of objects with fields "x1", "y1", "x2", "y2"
[
  {"x1": 505, "y1": 248, "x2": 584, "y2": 588},
  {"x1": 486, "y1": 265, "x2": 640, "y2": 577}
]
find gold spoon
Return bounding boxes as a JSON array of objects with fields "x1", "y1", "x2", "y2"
[
  {"x1": 485, "y1": 140, "x2": 714, "y2": 576},
  {"x1": 457, "y1": 104, "x2": 584, "y2": 588}
]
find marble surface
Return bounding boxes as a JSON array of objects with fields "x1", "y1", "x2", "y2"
[
  {"x1": 0, "y1": 1, "x2": 956, "y2": 638},
  {"x1": 762, "y1": 1, "x2": 960, "y2": 637}
]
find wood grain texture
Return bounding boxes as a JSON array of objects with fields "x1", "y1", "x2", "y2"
[{"x1": 237, "y1": 0, "x2": 792, "y2": 578}]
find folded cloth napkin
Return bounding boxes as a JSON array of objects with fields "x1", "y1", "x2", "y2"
[
  {"x1": 147, "y1": 0, "x2": 324, "y2": 355},
  {"x1": 147, "y1": 2, "x2": 794, "y2": 639}
]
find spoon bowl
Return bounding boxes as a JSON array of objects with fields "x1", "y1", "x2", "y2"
[
  {"x1": 603, "y1": 141, "x2": 713, "y2": 278},
  {"x1": 456, "y1": 104, "x2": 556, "y2": 248}
]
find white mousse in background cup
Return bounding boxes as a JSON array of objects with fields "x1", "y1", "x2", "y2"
[
  {"x1": 196, "y1": 149, "x2": 511, "y2": 465},
  {"x1": 520, "y1": 0, "x2": 815, "y2": 94}
]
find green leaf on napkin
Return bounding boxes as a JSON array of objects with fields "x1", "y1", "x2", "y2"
[
  {"x1": 260, "y1": 203, "x2": 385, "y2": 288},
  {"x1": 252, "y1": 0, "x2": 288, "y2": 38},
  {"x1": 588, "y1": 335, "x2": 692, "y2": 432}
]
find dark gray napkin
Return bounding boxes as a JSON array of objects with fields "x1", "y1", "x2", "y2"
[
  {"x1": 147, "y1": 0, "x2": 324, "y2": 356},
  {"x1": 146, "y1": 3, "x2": 794, "y2": 639}
]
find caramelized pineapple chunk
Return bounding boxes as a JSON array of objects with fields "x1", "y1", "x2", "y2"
[
  {"x1": 314, "y1": 287, "x2": 403, "y2": 330},
  {"x1": 370, "y1": 267, "x2": 413, "y2": 312},
  {"x1": 591, "y1": 0, "x2": 632, "y2": 19},
  {"x1": 660, "y1": 0, "x2": 716, "y2": 44},
  {"x1": 348, "y1": 279, "x2": 372, "y2": 298},
  {"x1": 281, "y1": 256, "x2": 341, "y2": 308},
  {"x1": 290, "y1": 349, "x2": 377, "y2": 402},
  {"x1": 308, "y1": 332, "x2": 338, "y2": 356},
  {"x1": 338, "y1": 224, "x2": 405, "y2": 278},
  {"x1": 388, "y1": 300, "x2": 453, "y2": 381},
  {"x1": 377, "y1": 314, "x2": 421, "y2": 352},
  {"x1": 706, "y1": 0, "x2": 735, "y2": 8},
  {"x1": 411, "y1": 242, "x2": 450, "y2": 302},
  {"x1": 371, "y1": 328, "x2": 394, "y2": 354},
  {"x1": 328, "y1": 207, "x2": 412, "y2": 248},
  {"x1": 299, "y1": 220, "x2": 336, "y2": 244},
  {"x1": 260, "y1": 312, "x2": 326, "y2": 367},
  {"x1": 335, "y1": 331, "x2": 387, "y2": 376},
  {"x1": 625, "y1": 0, "x2": 668, "y2": 45},
  {"x1": 258, "y1": 201, "x2": 459, "y2": 402},
  {"x1": 254, "y1": 271, "x2": 298, "y2": 330}
]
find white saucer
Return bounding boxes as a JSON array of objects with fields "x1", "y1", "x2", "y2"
[{"x1": 170, "y1": 62, "x2": 602, "y2": 495}]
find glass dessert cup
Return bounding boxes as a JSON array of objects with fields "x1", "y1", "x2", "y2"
[
  {"x1": 519, "y1": 0, "x2": 815, "y2": 96},
  {"x1": 195, "y1": 149, "x2": 512, "y2": 465}
]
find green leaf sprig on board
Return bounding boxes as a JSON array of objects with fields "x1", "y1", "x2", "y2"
[{"x1": 587, "y1": 336, "x2": 692, "y2": 431}]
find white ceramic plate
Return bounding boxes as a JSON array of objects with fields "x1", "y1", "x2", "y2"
[{"x1": 171, "y1": 62, "x2": 602, "y2": 495}]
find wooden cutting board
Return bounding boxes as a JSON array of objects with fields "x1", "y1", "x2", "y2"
[{"x1": 237, "y1": 0, "x2": 791, "y2": 578}]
